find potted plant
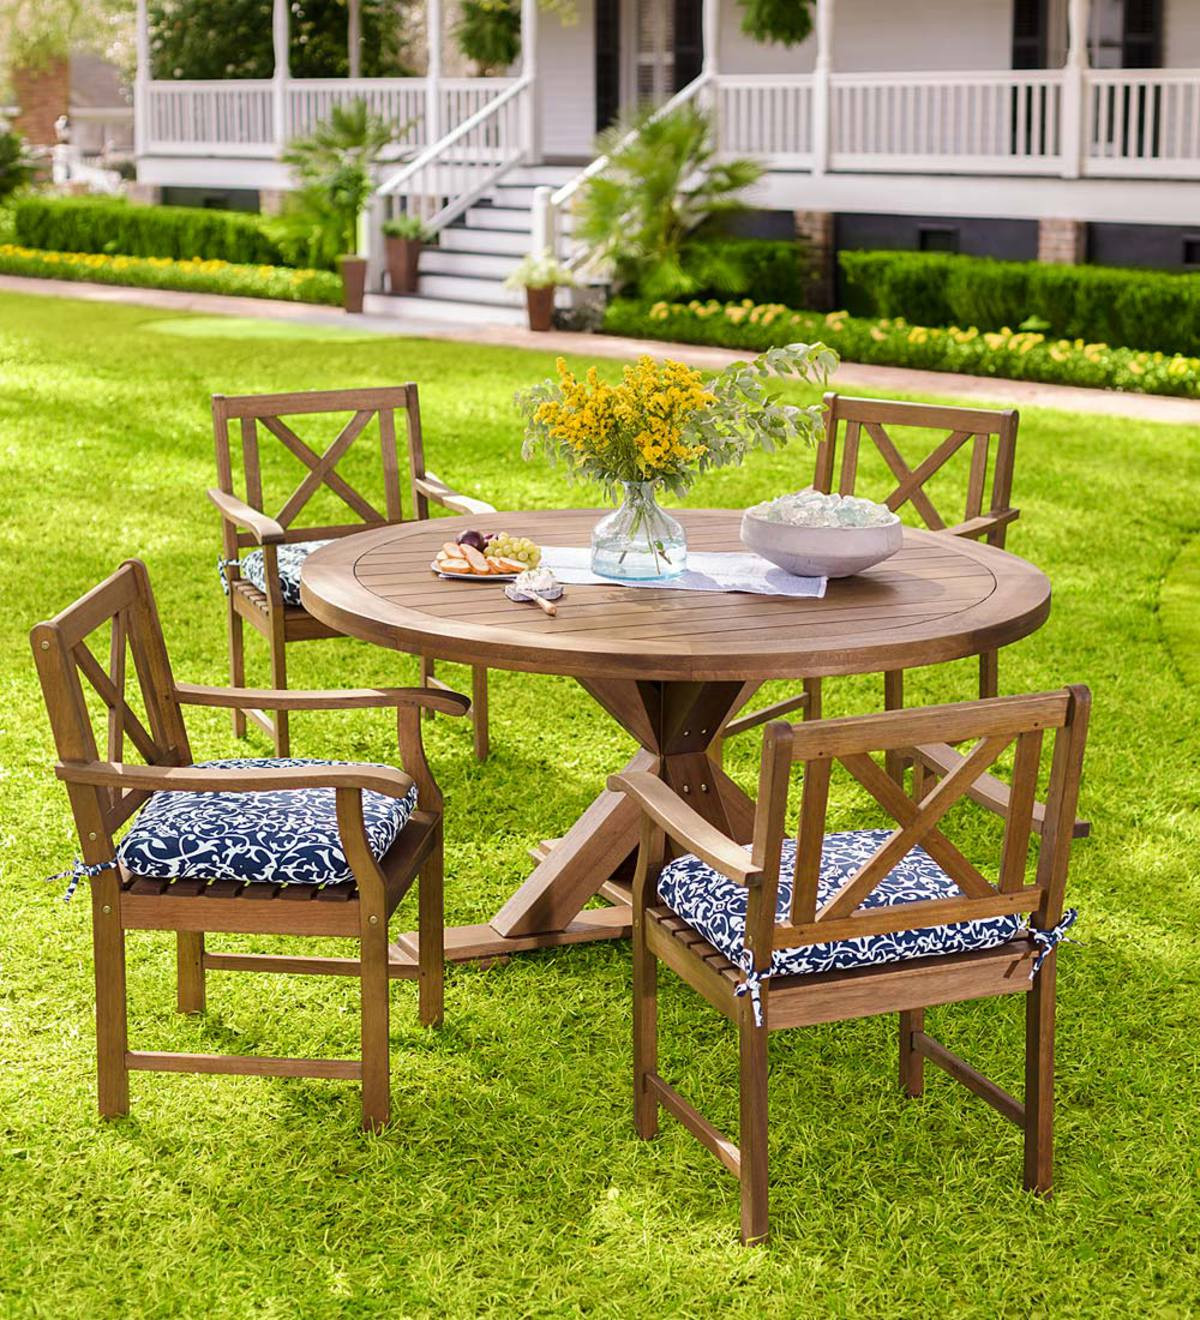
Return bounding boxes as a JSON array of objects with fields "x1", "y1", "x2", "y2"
[
  {"x1": 503, "y1": 250, "x2": 576, "y2": 332},
  {"x1": 382, "y1": 213, "x2": 429, "y2": 294},
  {"x1": 276, "y1": 100, "x2": 401, "y2": 313}
]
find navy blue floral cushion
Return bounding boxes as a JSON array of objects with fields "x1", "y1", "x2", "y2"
[
  {"x1": 116, "y1": 758, "x2": 416, "y2": 886},
  {"x1": 220, "y1": 540, "x2": 331, "y2": 607},
  {"x1": 658, "y1": 830, "x2": 1024, "y2": 989}
]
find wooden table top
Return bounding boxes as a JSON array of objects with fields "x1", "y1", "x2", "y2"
[{"x1": 300, "y1": 509, "x2": 1051, "y2": 683}]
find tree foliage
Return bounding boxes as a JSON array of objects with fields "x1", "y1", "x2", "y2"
[
  {"x1": 149, "y1": 0, "x2": 415, "y2": 80},
  {"x1": 0, "y1": 0, "x2": 130, "y2": 68},
  {"x1": 574, "y1": 104, "x2": 763, "y2": 301},
  {"x1": 454, "y1": 0, "x2": 521, "y2": 76},
  {"x1": 736, "y1": 0, "x2": 815, "y2": 47},
  {"x1": 0, "y1": 128, "x2": 35, "y2": 203}
]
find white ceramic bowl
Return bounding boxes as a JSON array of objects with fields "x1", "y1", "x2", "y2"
[{"x1": 740, "y1": 508, "x2": 904, "y2": 578}]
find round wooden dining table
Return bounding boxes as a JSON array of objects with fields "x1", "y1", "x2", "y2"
[{"x1": 301, "y1": 508, "x2": 1051, "y2": 969}]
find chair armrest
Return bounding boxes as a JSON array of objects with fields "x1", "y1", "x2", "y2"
[
  {"x1": 415, "y1": 471, "x2": 497, "y2": 518},
  {"x1": 944, "y1": 509, "x2": 1020, "y2": 540},
  {"x1": 607, "y1": 770, "x2": 762, "y2": 885},
  {"x1": 206, "y1": 489, "x2": 286, "y2": 545},
  {"x1": 55, "y1": 759, "x2": 415, "y2": 801},
  {"x1": 173, "y1": 682, "x2": 471, "y2": 718}
]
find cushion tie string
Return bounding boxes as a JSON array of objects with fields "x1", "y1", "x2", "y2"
[
  {"x1": 45, "y1": 858, "x2": 117, "y2": 903},
  {"x1": 1028, "y1": 908, "x2": 1079, "y2": 979},
  {"x1": 734, "y1": 965, "x2": 767, "y2": 1028},
  {"x1": 217, "y1": 555, "x2": 240, "y2": 594}
]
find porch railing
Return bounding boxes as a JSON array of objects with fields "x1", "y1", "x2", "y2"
[
  {"x1": 375, "y1": 76, "x2": 531, "y2": 232},
  {"x1": 716, "y1": 74, "x2": 813, "y2": 166},
  {"x1": 1086, "y1": 69, "x2": 1200, "y2": 176},
  {"x1": 829, "y1": 71, "x2": 1063, "y2": 173},
  {"x1": 143, "y1": 76, "x2": 517, "y2": 157}
]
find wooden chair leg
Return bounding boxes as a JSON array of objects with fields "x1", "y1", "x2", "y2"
[
  {"x1": 899, "y1": 1007, "x2": 924, "y2": 1098},
  {"x1": 176, "y1": 932, "x2": 206, "y2": 1014},
  {"x1": 359, "y1": 900, "x2": 391, "y2": 1132},
  {"x1": 418, "y1": 826, "x2": 445, "y2": 1028},
  {"x1": 803, "y1": 676, "x2": 822, "y2": 721},
  {"x1": 228, "y1": 602, "x2": 246, "y2": 740},
  {"x1": 1024, "y1": 955, "x2": 1056, "y2": 1195},
  {"x1": 92, "y1": 878, "x2": 129, "y2": 1117},
  {"x1": 980, "y1": 649, "x2": 999, "y2": 699},
  {"x1": 738, "y1": 997, "x2": 770, "y2": 1246},
  {"x1": 632, "y1": 910, "x2": 658, "y2": 1140},
  {"x1": 471, "y1": 665, "x2": 489, "y2": 762},
  {"x1": 884, "y1": 670, "x2": 907, "y2": 783},
  {"x1": 268, "y1": 629, "x2": 290, "y2": 758}
]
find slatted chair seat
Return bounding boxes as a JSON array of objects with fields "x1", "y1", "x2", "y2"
[
  {"x1": 657, "y1": 831, "x2": 1026, "y2": 1006},
  {"x1": 116, "y1": 757, "x2": 417, "y2": 887},
  {"x1": 221, "y1": 541, "x2": 331, "y2": 609}
]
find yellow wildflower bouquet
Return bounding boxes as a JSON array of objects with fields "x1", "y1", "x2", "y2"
[{"x1": 515, "y1": 343, "x2": 836, "y2": 498}]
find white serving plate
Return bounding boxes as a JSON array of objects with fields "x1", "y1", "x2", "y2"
[
  {"x1": 740, "y1": 510, "x2": 903, "y2": 578},
  {"x1": 431, "y1": 560, "x2": 519, "y2": 582}
]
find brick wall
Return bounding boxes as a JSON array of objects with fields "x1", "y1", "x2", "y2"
[
  {"x1": 1037, "y1": 218, "x2": 1087, "y2": 265},
  {"x1": 11, "y1": 59, "x2": 70, "y2": 148},
  {"x1": 794, "y1": 209, "x2": 836, "y2": 310}
]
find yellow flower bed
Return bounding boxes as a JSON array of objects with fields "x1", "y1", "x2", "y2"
[{"x1": 0, "y1": 243, "x2": 341, "y2": 306}]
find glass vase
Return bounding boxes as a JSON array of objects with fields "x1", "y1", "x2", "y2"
[{"x1": 591, "y1": 481, "x2": 687, "y2": 580}]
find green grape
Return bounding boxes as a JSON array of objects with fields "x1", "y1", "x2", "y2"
[{"x1": 487, "y1": 532, "x2": 541, "y2": 568}]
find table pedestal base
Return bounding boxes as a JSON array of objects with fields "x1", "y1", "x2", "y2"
[{"x1": 388, "y1": 678, "x2": 753, "y2": 971}]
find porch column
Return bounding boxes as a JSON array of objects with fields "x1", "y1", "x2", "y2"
[
  {"x1": 348, "y1": 0, "x2": 362, "y2": 79},
  {"x1": 272, "y1": 0, "x2": 290, "y2": 151},
  {"x1": 426, "y1": 0, "x2": 442, "y2": 144},
  {"x1": 702, "y1": 0, "x2": 719, "y2": 77},
  {"x1": 521, "y1": 0, "x2": 540, "y2": 162},
  {"x1": 1060, "y1": 0, "x2": 1091, "y2": 178},
  {"x1": 811, "y1": 0, "x2": 834, "y2": 176},
  {"x1": 134, "y1": 0, "x2": 149, "y2": 159}
]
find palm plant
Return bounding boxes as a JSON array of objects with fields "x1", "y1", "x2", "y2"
[
  {"x1": 574, "y1": 104, "x2": 763, "y2": 301},
  {"x1": 275, "y1": 99, "x2": 401, "y2": 267}
]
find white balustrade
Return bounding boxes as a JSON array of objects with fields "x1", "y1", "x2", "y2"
[
  {"x1": 144, "y1": 80, "x2": 275, "y2": 154},
  {"x1": 716, "y1": 76, "x2": 813, "y2": 165},
  {"x1": 285, "y1": 78, "x2": 430, "y2": 145},
  {"x1": 376, "y1": 78, "x2": 529, "y2": 233},
  {"x1": 829, "y1": 71, "x2": 1063, "y2": 173},
  {"x1": 1086, "y1": 70, "x2": 1200, "y2": 176}
]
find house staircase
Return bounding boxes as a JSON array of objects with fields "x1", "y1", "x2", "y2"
[{"x1": 366, "y1": 163, "x2": 579, "y2": 326}]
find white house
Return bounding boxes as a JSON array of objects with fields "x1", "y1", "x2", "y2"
[{"x1": 131, "y1": 0, "x2": 1200, "y2": 320}]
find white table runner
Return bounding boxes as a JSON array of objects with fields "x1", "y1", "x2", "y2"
[{"x1": 540, "y1": 547, "x2": 826, "y2": 598}]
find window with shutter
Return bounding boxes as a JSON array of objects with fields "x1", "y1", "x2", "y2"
[{"x1": 1011, "y1": 0, "x2": 1048, "y2": 69}]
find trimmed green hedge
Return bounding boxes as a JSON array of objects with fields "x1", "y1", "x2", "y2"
[
  {"x1": 604, "y1": 297, "x2": 1200, "y2": 399},
  {"x1": 0, "y1": 243, "x2": 342, "y2": 305},
  {"x1": 685, "y1": 237, "x2": 809, "y2": 306},
  {"x1": 11, "y1": 196, "x2": 303, "y2": 269},
  {"x1": 839, "y1": 250, "x2": 1200, "y2": 359}
]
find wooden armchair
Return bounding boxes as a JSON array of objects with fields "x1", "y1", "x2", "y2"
[
  {"x1": 32, "y1": 559, "x2": 469, "y2": 1131},
  {"x1": 211, "y1": 386, "x2": 494, "y2": 760},
  {"x1": 724, "y1": 393, "x2": 1021, "y2": 745},
  {"x1": 611, "y1": 688, "x2": 1089, "y2": 1244}
]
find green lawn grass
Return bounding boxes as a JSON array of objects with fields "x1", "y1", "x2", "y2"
[{"x1": 1, "y1": 290, "x2": 1198, "y2": 1317}]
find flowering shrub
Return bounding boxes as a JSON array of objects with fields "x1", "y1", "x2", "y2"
[
  {"x1": 515, "y1": 345, "x2": 836, "y2": 498},
  {"x1": 0, "y1": 244, "x2": 342, "y2": 305},
  {"x1": 603, "y1": 297, "x2": 1200, "y2": 400}
]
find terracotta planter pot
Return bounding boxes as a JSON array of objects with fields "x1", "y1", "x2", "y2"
[
  {"x1": 525, "y1": 285, "x2": 556, "y2": 332},
  {"x1": 385, "y1": 236, "x2": 422, "y2": 294},
  {"x1": 338, "y1": 255, "x2": 367, "y2": 313}
]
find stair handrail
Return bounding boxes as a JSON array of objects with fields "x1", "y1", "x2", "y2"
[
  {"x1": 376, "y1": 74, "x2": 531, "y2": 224},
  {"x1": 532, "y1": 72, "x2": 713, "y2": 269}
]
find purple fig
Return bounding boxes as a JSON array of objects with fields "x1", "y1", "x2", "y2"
[{"x1": 456, "y1": 529, "x2": 486, "y2": 551}]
